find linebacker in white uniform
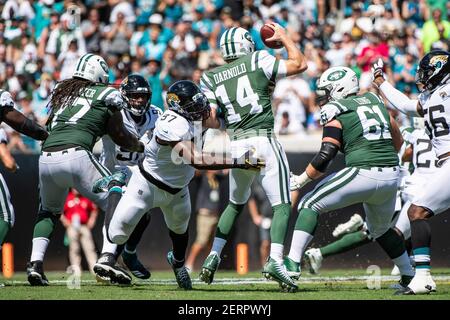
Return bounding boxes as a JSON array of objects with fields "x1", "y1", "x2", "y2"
[
  {"x1": 108, "y1": 80, "x2": 264, "y2": 290},
  {"x1": 373, "y1": 50, "x2": 450, "y2": 294},
  {"x1": 93, "y1": 74, "x2": 161, "y2": 283}
]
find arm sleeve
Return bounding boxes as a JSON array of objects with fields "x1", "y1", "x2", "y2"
[
  {"x1": 379, "y1": 81, "x2": 420, "y2": 116},
  {"x1": 319, "y1": 103, "x2": 344, "y2": 125},
  {"x1": 155, "y1": 115, "x2": 192, "y2": 142}
]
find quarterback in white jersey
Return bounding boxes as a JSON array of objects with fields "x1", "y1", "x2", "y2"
[
  {"x1": 107, "y1": 80, "x2": 264, "y2": 290},
  {"x1": 94, "y1": 74, "x2": 161, "y2": 284},
  {"x1": 372, "y1": 50, "x2": 450, "y2": 294}
]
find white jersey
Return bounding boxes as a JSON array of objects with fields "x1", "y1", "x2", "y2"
[
  {"x1": 100, "y1": 106, "x2": 161, "y2": 172},
  {"x1": 419, "y1": 82, "x2": 450, "y2": 157},
  {"x1": 402, "y1": 128, "x2": 439, "y2": 202},
  {"x1": 142, "y1": 110, "x2": 195, "y2": 189}
]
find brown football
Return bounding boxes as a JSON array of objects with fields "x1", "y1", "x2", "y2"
[{"x1": 260, "y1": 24, "x2": 283, "y2": 49}]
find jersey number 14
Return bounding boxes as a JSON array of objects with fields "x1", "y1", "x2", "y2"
[{"x1": 214, "y1": 75, "x2": 263, "y2": 124}]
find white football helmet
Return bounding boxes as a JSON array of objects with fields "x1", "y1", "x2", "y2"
[
  {"x1": 72, "y1": 53, "x2": 109, "y2": 83},
  {"x1": 219, "y1": 27, "x2": 255, "y2": 61},
  {"x1": 316, "y1": 66, "x2": 359, "y2": 106}
]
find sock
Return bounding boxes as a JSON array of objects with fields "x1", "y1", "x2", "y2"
[
  {"x1": 210, "y1": 237, "x2": 227, "y2": 257},
  {"x1": 320, "y1": 230, "x2": 370, "y2": 258},
  {"x1": 0, "y1": 220, "x2": 10, "y2": 245},
  {"x1": 104, "y1": 186, "x2": 123, "y2": 238},
  {"x1": 102, "y1": 225, "x2": 117, "y2": 255},
  {"x1": 288, "y1": 230, "x2": 313, "y2": 263},
  {"x1": 30, "y1": 237, "x2": 50, "y2": 262},
  {"x1": 215, "y1": 203, "x2": 244, "y2": 240},
  {"x1": 125, "y1": 213, "x2": 151, "y2": 253},
  {"x1": 295, "y1": 208, "x2": 318, "y2": 235},
  {"x1": 376, "y1": 228, "x2": 408, "y2": 259},
  {"x1": 269, "y1": 243, "x2": 284, "y2": 263},
  {"x1": 392, "y1": 251, "x2": 415, "y2": 276},
  {"x1": 410, "y1": 220, "x2": 431, "y2": 271},
  {"x1": 270, "y1": 203, "x2": 291, "y2": 244},
  {"x1": 169, "y1": 229, "x2": 189, "y2": 267}
]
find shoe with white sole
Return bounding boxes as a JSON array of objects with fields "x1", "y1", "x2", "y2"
[
  {"x1": 304, "y1": 248, "x2": 323, "y2": 274},
  {"x1": 332, "y1": 214, "x2": 364, "y2": 238}
]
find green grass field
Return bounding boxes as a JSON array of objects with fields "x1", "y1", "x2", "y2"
[{"x1": 1, "y1": 269, "x2": 450, "y2": 300}]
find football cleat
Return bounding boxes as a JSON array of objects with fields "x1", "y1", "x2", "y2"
[
  {"x1": 399, "y1": 273, "x2": 436, "y2": 295},
  {"x1": 391, "y1": 265, "x2": 400, "y2": 276},
  {"x1": 27, "y1": 261, "x2": 49, "y2": 286},
  {"x1": 122, "y1": 250, "x2": 151, "y2": 279},
  {"x1": 167, "y1": 251, "x2": 192, "y2": 290},
  {"x1": 332, "y1": 214, "x2": 364, "y2": 238},
  {"x1": 92, "y1": 171, "x2": 127, "y2": 194},
  {"x1": 262, "y1": 257, "x2": 298, "y2": 293},
  {"x1": 283, "y1": 256, "x2": 301, "y2": 280},
  {"x1": 304, "y1": 248, "x2": 323, "y2": 274},
  {"x1": 93, "y1": 253, "x2": 132, "y2": 285},
  {"x1": 199, "y1": 252, "x2": 221, "y2": 285}
]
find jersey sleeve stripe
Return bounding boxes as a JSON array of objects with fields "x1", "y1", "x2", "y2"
[
  {"x1": 98, "y1": 87, "x2": 116, "y2": 101},
  {"x1": 255, "y1": 51, "x2": 261, "y2": 69},
  {"x1": 251, "y1": 51, "x2": 257, "y2": 71},
  {"x1": 270, "y1": 59, "x2": 280, "y2": 82},
  {"x1": 230, "y1": 27, "x2": 237, "y2": 56},
  {"x1": 200, "y1": 74, "x2": 214, "y2": 91}
]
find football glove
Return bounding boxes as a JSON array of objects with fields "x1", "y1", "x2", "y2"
[
  {"x1": 234, "y1": 149, "x2": 265, "y2": 170},
  {"x1": 290, "y1": 171, "x2": 312, "y2": 191},
  {"x1": 371, "y1": 58, "x2": 387, "y2": 84}
]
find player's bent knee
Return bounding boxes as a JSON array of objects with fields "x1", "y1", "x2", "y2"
[{"x1": 109, "y1": 222, "x2": 132, "y2": 245}]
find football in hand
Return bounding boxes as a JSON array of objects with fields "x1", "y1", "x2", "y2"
[{"x1": 260, "y1": 24, "x2": 283, "y2": 49}]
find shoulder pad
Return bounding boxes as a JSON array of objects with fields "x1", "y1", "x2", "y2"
[
  {"x1": 320, "y1": 102, "x2": 345, "y2": 125},
  {"x1": 104, "y1": 89, "x2": 125, "y2": 110},
  {"x1": 155, "y1": 112, "x2": 193, "y2": 142}
]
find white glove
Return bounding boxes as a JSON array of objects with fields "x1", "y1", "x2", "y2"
[
  {"x1": 290, "y1": 172, "x2": 312, "y2": 191},
  {"x1": 371, "y1": 58, "x2": 387, "y2": 84}
]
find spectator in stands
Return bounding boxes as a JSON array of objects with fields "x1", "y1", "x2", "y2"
[
  {"x1": 421, "y1": 8, "x2": 450, "y2": 53},
  {"x1": 61, "y1": 189, "x2": 98, "y2": 274}
]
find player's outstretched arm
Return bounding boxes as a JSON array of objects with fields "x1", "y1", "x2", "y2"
[
  {"x1": 265, "y1": 22, "x2": 307, "y2": 76},
  {"x1": 291, "y1": 120, "x2": 341, "y2": 190},
  {"x1": 106, "y1": 111, "x2": 144, "y2": 153},
  {"x1": 2, "y1": 108, "x2": 48, "y2": 141},
  {"x1": 161, "y1": 138, "x2": 265, "y2": 170},
  {"x1": 372, "y1": 58, "x2": 422, "y2": 116}
]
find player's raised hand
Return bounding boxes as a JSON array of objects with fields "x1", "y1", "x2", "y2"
[
  {"x1": 371, "y1": 58, "x2": 387, "y2": 87},
  {"x1": 265, "y1": 22, "x2": 287, "y2": 44}
]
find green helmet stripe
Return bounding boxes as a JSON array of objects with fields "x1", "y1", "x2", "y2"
[
  {"x1": 223, "y1": 29, "x2": 231, "y2": 56},
  {"x1": 80, "y1": 54, "x2": 94, "y2": 72},
  {"x1": 230, "y1": 27, "x2": 237, "y2": 56},
  {"x1": 76, "y1": 53, "x2": 89, "y2": 71}
]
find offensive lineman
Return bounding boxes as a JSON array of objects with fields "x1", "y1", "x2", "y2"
[
  {"x1": 372, "y1": 50, "x2": 450, "y2": 294},
  {"x1": 287, "y1": 66, "x2": 415, "y2": 290},
  {"x1": 199, "y1": 23, "x2": 308, "y2": 292}
]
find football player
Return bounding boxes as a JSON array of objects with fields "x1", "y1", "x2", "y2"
[
  {"x1": 93, "y1": 74, "x2": 161, "y2": 284},
  {"x1": 372, "y1": 50, "x2": 450, "y2": 294},
  {"x1": 0, "y1": 90, "x2": 48, "y2": 253},
  {"x1": 287, "y1": 66, "x2": 415, "y2": 290},
  {"x1": 27, "y1": 54, "x2": 144, "y2": 286},
  {"x1": 107, "y1": 80, "x2": 264, "y2": 290},
  {"x1": 199, "y1": 23, "x2": 308, "y2": 292}
]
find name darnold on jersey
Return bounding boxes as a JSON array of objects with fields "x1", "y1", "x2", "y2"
[
  {"x1": 142, "y1": 110, "x2": 196, "y2": 189},
  {"x1": 419, "y1": 82, "x2": 450, "y2": 157},
  {"x1": 100, "y1": 106, "x2": 161, "y2": 171}
]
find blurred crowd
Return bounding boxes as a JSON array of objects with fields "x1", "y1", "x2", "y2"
[{"x1": 0, "y1": 0, "x2": 449, "y2": 153}]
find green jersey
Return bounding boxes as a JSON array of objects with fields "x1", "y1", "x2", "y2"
[
  {"x1": 320, "y1": 92, "x2": 399, "y2": 168},
  {"x1": 43, "y1": 84, "x2": 123, "y2": 151},
  {"x1": 200, "y1": 50, "x2": 285, "y2": 139}
]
